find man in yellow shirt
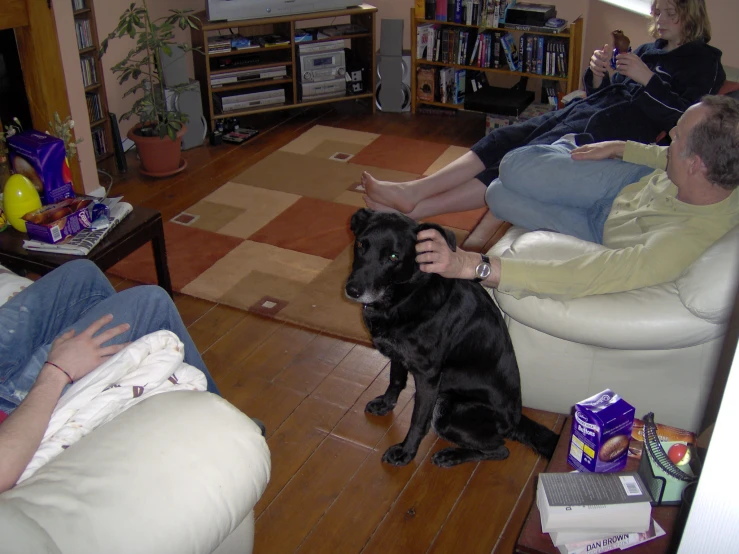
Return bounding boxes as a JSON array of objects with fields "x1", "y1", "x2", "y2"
[{"x1": 416, "y1": 95, "x2": 739, "y2": 300}]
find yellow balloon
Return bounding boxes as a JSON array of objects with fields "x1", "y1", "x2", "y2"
[{"x1": 3, "y1": 174, "x2": 42, "y2": 232}]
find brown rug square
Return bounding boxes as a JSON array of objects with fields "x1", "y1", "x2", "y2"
[{"x1": 108, "y1": 125, "x2": 483, "y2": 343}]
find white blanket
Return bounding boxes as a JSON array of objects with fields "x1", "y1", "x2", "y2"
[{"x1": 18, "y1": 330, "x2": 207, "y2": 483}]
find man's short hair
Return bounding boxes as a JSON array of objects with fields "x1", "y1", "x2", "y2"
[{"x1": 685, "y1": 95, "x2": 739, "y2": 191}]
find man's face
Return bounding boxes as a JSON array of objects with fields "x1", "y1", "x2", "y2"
[{"x1": 667, "y1": 103, "x2": 708, "y2": 186}]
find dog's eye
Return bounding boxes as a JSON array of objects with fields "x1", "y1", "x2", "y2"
[
  {"x1": 389, "y1": 253, "x2": 399, "y2": 262},
  {"x1": 356, "y1": 240, "x2": 364, "y2": 251}
]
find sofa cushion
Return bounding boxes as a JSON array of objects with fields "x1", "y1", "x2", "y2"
[
  {"x1": 676, "y1": 225, "x2": 739, "y2": 324},
  {"x1": 0, "y1": 263, "x2": 32, "y2": 306}
]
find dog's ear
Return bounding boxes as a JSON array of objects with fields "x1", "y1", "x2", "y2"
[
  {"x1": 350, "y1": 208, "x2": 373, "y2": 236},
  {"x1": 417, "y1": 222, "x2": 457, "y2": 252}
]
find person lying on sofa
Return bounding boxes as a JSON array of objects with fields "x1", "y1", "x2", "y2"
[
  {"x1": 363, "y1": 0, "x2": 725, "y2": 221},
  {"x1": 0, "y1": 260, "x2": 220, "y2": 493},
  {"x1": 415, "y1": 94, "x2": 739, "y2": 300}
]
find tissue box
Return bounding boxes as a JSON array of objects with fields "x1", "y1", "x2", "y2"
[
  {"x1": 22, "y1": 197, "x2": 107, "y2": 244},
  {"x1": 7, "y1": 130, "x2": 75, "y2": 205},
  {"x1": 568, "y1": 389, "x2": 635, "y2": 473}
]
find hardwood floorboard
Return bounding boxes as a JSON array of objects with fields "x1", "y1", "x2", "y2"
[{"x1": 106, "y1": 104, "x2": 561, "y2": 553}]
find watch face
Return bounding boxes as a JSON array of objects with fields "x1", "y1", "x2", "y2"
[{"x1": 476, "y1": 262, "x2": 491, "y2": 280}]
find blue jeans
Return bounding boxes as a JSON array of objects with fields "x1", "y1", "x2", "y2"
[
  {"x1": 485, "y1": 137, "x2": 654, "y2": 243},
  {"x1": 0, "y1": 260, "x2": 219, "y2": 416}
]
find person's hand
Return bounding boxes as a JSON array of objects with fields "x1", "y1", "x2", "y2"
[
  {"x1": 415, "y1": 229, "x2": 476, "y2": 280},
  {"x1": 46, "y1": 314, "x2": 130, "y2": 382},
  {"x1": 614, "y1": 52, "x2": 654, "y2": 86},
  {"x1": 571, "y1": 140, "x2": 627, "y2": 161},
  {"x1": 589, "y1": 44, "x2": 612, "y2": 87}
]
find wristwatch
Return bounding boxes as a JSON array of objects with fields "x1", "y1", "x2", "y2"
[{"x1": 474, "y1": 254, "x2": 491, "y2": 282}]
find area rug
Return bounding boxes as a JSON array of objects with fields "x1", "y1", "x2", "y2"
[{"x1": 108, "y1": 125, "x2": 486, "y2": 344}]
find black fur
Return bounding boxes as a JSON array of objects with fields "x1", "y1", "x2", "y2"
[{"x1": 345, "y1": 208, "x2": 558, "y2": 467}]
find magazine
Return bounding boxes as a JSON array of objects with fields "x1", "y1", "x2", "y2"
[{"x1": 22, "y1": 200, "x2": 133, "y2": 256}]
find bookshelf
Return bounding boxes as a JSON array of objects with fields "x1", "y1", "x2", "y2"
[
  {"x1": 191, "y1": 4, "x2": 377, "y2": 133},
  {"x1": 72, "y1": 0, "x2": 114, "y2": 164},
  {"x1": 410, "y1": 8, "x2": 583, "y2": 114}
]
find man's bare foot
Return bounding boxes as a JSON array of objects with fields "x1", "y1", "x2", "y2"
[{"x1": 361, "y1": 172, "x2": 417, "y2": 214}]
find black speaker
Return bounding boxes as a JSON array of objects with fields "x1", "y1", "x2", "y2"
[
  {"x1": 375, "y1": 50, "x2": 411, "y2": 113},
  {"x1": 376, "y1": 19, "x2": 408, "y2": 113}
]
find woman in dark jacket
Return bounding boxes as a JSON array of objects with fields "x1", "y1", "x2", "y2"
[{"x1": 362, "y1": 0, "x2": 725, "y2": 220}]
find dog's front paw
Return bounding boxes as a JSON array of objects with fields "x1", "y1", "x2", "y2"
[
  {"x1": 432, "y1": 447, "x2": 467, "y2": 468},
  {"x1": 365, "y1": 395, "x2": 396, "y2": 416},
  {"x1": 381, "y1": 444, "x2": 415, "y2": 466}
]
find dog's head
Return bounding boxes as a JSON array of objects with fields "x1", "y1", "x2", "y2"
[{"x1": 344, "y1": 208, "x2": 456, "y2": 305}]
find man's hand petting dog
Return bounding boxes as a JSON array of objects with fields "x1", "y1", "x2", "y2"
[{"x1": 416, "y1": 229, "x2": 501, "y2": 286}]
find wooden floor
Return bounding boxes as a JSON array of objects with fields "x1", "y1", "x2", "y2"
[{"x1": 104, "y1": 102, "x2": 565, "y2": 554}]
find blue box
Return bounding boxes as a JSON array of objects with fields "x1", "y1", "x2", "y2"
[{"x1": 568, "y1": 389, "x2": 635, "y2": 473}]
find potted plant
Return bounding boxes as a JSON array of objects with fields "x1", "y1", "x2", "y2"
[{"x1": 100, "y1": 1, "x2": 200, "y2": 177}]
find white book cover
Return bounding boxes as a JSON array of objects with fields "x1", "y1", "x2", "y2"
[
  {"x1": 556, "y1": 520, "x2": 666, "y2": 554},
  {"x1": 537, "y1": 472, "x2": 652, "y2": 533}
]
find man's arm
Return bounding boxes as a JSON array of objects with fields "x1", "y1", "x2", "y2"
[
  {"x1": 572, "y1": 140, "x2": 666, "y2": 170},
  {"x1": 0, "y1": 315, "x2": 129, "y2": 493}
]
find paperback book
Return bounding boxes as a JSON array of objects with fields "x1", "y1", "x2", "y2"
[
  {"x1": 537, "y1": 471, "x2": 652, "y2": 534},
  {"x1": 555, "y1": 519, "x2": 666, "y2": 554}
]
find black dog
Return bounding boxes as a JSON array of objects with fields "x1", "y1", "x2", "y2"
[{"x1": 345, "y1": 208, "x2": 558, "y2": 467}]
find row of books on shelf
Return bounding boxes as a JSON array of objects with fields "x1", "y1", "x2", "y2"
[
  {"x1": 210, "y1": 65, "x2": 288, "y2": 88},
  {"x1": 80, "y1": 56, "x2": 98, "y2": 87},
  {"x1": 91, "y1": 127, "x2": 107, "y2": 157},
  {"x1": 75, "y1": 18, "x2": 93, "y2": 50},
  {"x1": 207, "y1": 33, "x2": 290, "y2": 54},
  {"x1": 417, "y1": 66, "x2": 466, "y2": 105},
  {"x1": 71, "y1": 0, "x2": 86, "y2": 11},
  {"x1": 85, "y1": 92, "x2": 103, "y2": 122},
  {"x1": 537, "y1": 471, "x2": 666, "y2": 554},
  {"x1": 422, "y1": 0, "x2": 509, "y2": 27},
  {"x1": 417, "y1": 24, "x2": 568, "y2": 76}
]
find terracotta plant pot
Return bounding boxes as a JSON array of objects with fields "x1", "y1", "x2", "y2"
[{"x1": 127, "y1": 124, "x2": 187, "y2": 177}]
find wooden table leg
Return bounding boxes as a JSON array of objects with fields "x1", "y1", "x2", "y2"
[{"x1": 150, "y1": 218, "x2": 173, "y2": 298}]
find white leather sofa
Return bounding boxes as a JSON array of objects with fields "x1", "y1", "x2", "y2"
[
  {"x1": 487, "y1": 225, "x2": 739, "y2": 432},
  {"x1": 0, "y1": 391, "x2": 271, "y2": 554}
]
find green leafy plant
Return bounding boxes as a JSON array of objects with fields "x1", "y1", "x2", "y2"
[{"x1": 100, "y1": 1, "x2": 201, "y2": 140}]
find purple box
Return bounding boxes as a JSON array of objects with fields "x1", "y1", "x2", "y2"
[
  {"x1": 23, "y1": 197, "x2": 97, "y2": 244},
  {"x1": 7, "y1": 130, "x2": 75, "y2": 205},
  {"x1": 568, "y1": 389, "x2": 635, "y2": 473}
]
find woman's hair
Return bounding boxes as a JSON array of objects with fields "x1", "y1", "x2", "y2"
[{"x1": 648, "y1": 0, "x2": 711, "y2": 44}]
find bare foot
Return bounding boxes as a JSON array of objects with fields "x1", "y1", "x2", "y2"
[{"x1": 361, "y1": 172, "x2": 417, "y2": 214}]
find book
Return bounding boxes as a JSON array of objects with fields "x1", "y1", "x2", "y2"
[
  {"x1": 22, "y1": 200, "x2": 133, "y2": 256},
  {"x1": 537, "y1": 472, "x2": 652, "y2": 534},
  {"x1": 222, "y1": 128, "x2": 259, "y2": 144},
  {"x1": 499, "y1": 32, "x2": 520, "y2": 71},
  {"x1": 417, "y1": 66, "x2": 437, "y2": 102},
  {"x1": 555, "y1": 519, "x2": 666, "y2": 554}
]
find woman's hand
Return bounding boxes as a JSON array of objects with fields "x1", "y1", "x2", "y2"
[
  {"x1": 589, "y1": 44, "x2": 612, "y2": 88},
  {"x1": 46, "y1": 314, "x2": 130, "y2": 382},
  {"x1": 571, "y1": 140, "x2": 627, "y2": 161},
  {"x1": 615, "y1": 52, "x2": 654, "y2": 86}
]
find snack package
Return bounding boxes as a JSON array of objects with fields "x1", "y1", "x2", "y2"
[
  {"x1": 611, "y1": 30, "x2": 631, "y2": 69},
  {"x1": 568, "y1": 389, "x2": 635, "y2": 473},
  {"x1": 22, "y1": 196, "x2": 108, "y2": 244},
  {"x1": 628, "y1": 418, "x2": 696, "y2": 460},
  {"x1": 7, "y1": 130, "x2": 75, "y2": 205}
]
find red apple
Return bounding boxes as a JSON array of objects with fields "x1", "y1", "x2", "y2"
[{"x1": 668, "y1": 443, "x2": 691, "y2": 466}]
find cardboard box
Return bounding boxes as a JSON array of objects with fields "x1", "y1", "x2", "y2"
[
  {"x1": 568, "y1": 389, "x2": 635, "y2": 473},
  {"x1": 7, "y1": 131, "x2": 75, "y2": 205},
  {"x1": 22, "y1": 196, "x2": 107, "y2": 244}
]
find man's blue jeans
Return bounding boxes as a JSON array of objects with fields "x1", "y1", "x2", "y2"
[
  {"x1": 0, "y1": 260, "x2": 219, "y2": 415},
  {"x1": 485, "y1": 137, "x2": 655, "y2": 243}
]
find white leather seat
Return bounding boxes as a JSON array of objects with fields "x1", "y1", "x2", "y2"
[{"x1": 487, "y1": 225, "x2": 739, "y2": 432}]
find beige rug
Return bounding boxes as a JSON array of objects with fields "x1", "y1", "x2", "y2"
[{"x1": 109, "y1": 125, "x2": 486, "y2": 344}]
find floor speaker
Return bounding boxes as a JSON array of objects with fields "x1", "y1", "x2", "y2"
[
  {"x1": 375, "y1": 50, "x2": 411, "y2": 112},
  {"x1": 160, "y1": 81, "x2": 206, "y2": 150}
]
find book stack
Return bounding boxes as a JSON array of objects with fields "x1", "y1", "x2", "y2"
[
  {"x1": 207, "y1": 35, "x2": 232, "y2": 54},
  {"x1": 537, "y1": 472, "x2": 665, "y2": 554}
]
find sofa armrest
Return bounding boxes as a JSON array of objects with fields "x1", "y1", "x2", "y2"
[
  {"x1": 0, "y1": 391, "x2": 270, "y2": 554},
  {"x1": 677, "y1": 225, "x2": 739, "y2": 324},
  {"x1": 488, "y1": 228, "x2": 724, "y2": 350}
]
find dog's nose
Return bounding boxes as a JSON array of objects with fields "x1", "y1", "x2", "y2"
[{"x1": 345, "y1": 283, "x2": 361, "y2": 299}]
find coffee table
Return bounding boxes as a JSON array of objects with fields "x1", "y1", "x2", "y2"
[
  {"x1": 515, "y1": 416, "x2": 680, "y2": 553},
  {"x1": 0, "y1": 205, "x2": 172, "y2": 297}
]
